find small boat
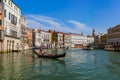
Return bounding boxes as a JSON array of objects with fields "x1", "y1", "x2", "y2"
[
  {"x1": 33, "y1": 50, "x2": 66, "y2": 58},
  {"x1": 83, "y1": 46, "x2": 93, "y2": 50},
  {"x1": 105, "y1": 45, "x2": 120, "y2": 51},
  {"x1": 105, "y1": 45, "x2": 114, "y2": 51}
]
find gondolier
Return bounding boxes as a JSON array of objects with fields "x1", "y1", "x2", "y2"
[
  {"x1": 39, "y1": 46, "x2": 42, "y2": 53},
  {"x1": 33, "y1": 48, "x2": 66, "y2": 58}
]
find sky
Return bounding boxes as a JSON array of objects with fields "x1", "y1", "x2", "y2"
[{"x1": 14, "y1": 0, "x2": 120, "y2": 35}]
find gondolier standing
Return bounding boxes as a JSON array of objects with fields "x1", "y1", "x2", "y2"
[{"x1": 39, "y1": 46, "x2": 42, "y2": 53}]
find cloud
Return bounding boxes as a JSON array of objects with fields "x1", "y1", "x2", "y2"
[
  {"x1": 27, "y1": 15, "x2": 62, "y2": 27},
  {"x1": 26, "y1": 14, "x2": 75, "y2": 32},
  {"x1": 68, "y1": 20, "x2": 92, "y2": 32},
  {"x1": 26, "y1": 14, "x2": 93, "y2": 35}
]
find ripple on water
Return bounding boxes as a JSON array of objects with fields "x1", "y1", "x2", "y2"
[{"x1": 0, "y1": 49, "x2": 120, "y2": 80}]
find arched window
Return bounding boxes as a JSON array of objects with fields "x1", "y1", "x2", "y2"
[
  {"x1": 7, "y1": 40, "x2": 9, "y2": 52},
  {"x1": 12, "y1": 41, "x2": 14, "y2": 51},
  {"x1": 9, "y1": 40, "x2": 11, "y2": 51},
  {"x1": 111, "y1": 42, "x2": 113, "y2": 45},
  {"x1": 117, "y1": 42, "x2": 119, "y2": 45}
]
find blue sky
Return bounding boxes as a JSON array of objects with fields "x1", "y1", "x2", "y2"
[{"x1": 14, "y1": 0, "x2": 120, "y2": 35}]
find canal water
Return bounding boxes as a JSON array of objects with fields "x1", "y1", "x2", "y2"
[{"x1": 0, "y1": 49, "x2": 120, "y2": 80}]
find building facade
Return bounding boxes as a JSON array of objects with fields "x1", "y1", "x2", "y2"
[
  {"x1": 94, "y1": 35, "x2": 101, "y2": 48},
  {"x1": 107, "y1": 25, "x2": 120, "y2": 45},
  {"x1": 99, "y1": 34, "x2": 107, "y2": 49},
  {"x1": 0, "y1": 0, "x2": 21, "y2": 52},
  {"x1": 33, "y1": 29, "x2": 51, "y2": 49},
  {"x1": 57, "y1": 32, "x2": 64, "y2": 48},
  {"x1": 64, "y1": 33, "x2": 71, "y2": 48},
  {"x1": 41, "y1": 30, "x2": 51, "y2": 48},
  {"x1": 71, "y1": 33, "x2": 87, "y2": 48},
  {"x1": 20, "y1": 15, "x2": 29, "y2": 50},
  {"x1": 106, "y1": 25, "x2": 120, "y2": 50},
  {"x1": 87, "y1": 36, "x2": 94, "y2": 46},
  {"x1": 94, "y1": 33, "x2": 107, "y2": 49},
  {"x1": 27, "y1": 29, "x2": 33, "y2": 47},
  {"x1": 49, "y1": 30, "x2": 57, "y2": 48},
  {"x1": 32, "y1": 29, "x2": 42, "y2": 48}
]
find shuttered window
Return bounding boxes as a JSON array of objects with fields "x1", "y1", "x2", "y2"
[
  {"x1": 4, "y1": 9, "x2": 6, "y2": 17},
  {"x1": 0, "y1": 20, "x2": 2, "y2": 25}
]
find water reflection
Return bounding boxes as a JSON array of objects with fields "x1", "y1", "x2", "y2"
[
  {"x1": 0, "y1": 50, "x2": 67, "y2": 80},
  {"x1": 0, "y1": 49, "x2": 120, "y2": 80},
  {"x1": 109, "y1": 51, "x2": 120, "y2": 64}
]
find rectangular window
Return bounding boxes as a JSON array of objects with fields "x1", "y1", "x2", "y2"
[
  {"x1": 11, "y1": 14, "x2": 17, "y2": 25},
  {"x1": 19, "y1": 19, "x2": 20, "y2": 25},
  {"x1": 11, "y1": 2, "x2": 12, "y2": 7},
  {"x1": 14, "y1": 6, "x2": 16, "y2": 10},
  {"x1": 14, "y1": 16, "x2": 17, "y2": 25},
  {"x1": 8, "y1": 1, "x2": 10, "y2": 5},
  {"x1": 4, "y1": 9, "x2": 6, "y2": 17},
  {"x1": 9, "y1": 12, "x2": 10, "y2": 20},
  {"x1": 11, "y1": 14, "x2": 14, "y2": 23}
]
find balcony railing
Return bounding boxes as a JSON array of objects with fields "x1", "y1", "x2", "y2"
[{"x1": 5, "y1": 30, "x2": 20, "y2": 39}]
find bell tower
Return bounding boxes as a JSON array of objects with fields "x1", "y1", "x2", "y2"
[{"x1": 92, "y1": 28, "x2": 96, "y2": 37}]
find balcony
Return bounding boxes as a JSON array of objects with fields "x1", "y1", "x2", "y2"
[{"x1": 5, "y1": 30, "x2": 20, "y2": 39}]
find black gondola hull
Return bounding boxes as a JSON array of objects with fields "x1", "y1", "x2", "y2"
[{"x1": 33, "y1": 50, "x2": 66, "y2": 58}]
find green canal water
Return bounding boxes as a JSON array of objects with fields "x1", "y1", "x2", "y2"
[{"x1": 0, "y1": 49, "x2": 120, "y2": 80}]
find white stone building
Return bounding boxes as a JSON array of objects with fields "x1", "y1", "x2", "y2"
[
  {"x1": 87, "y1": 36, "x2": 94, "y2": 45},
  {"x1": 41, "y1": 30, "x2": 51, "y2": 48},
  {"x1": 33, "y1": 29, "x2": 42, "y2": 48},
  {"x1": 0, "y1": 0, "x2": 21, "y2": 52},
  {"x1": 71, "y1": 33, "x2": 87, "y2": 48},
  {"x1": 33, "y1": 29, "x2": 51, "y2": 49}
]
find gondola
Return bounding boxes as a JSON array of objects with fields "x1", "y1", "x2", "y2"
[
  {"x1": 33, "y1": 50, "x2": 66, "y2": 58},
  {"x1": 83, "y1": 45, "x2": 93, "y2": 50}
]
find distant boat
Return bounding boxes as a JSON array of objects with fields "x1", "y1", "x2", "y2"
[
  {"x1": 105, "y1": 45, "x2": 114, "y2": 51},
  {"x1": 66, "y1": 46, "x2": 69, "y2": 50},
  {"x1": 105, "y1": 45, "x2": 120, "y2": 51},
  {"x1": 33, "y1": 50, "x2": 66, "y2": 58},
  {"x1": 83, "y1": 45, "x2": 93, "y2": 50}
]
